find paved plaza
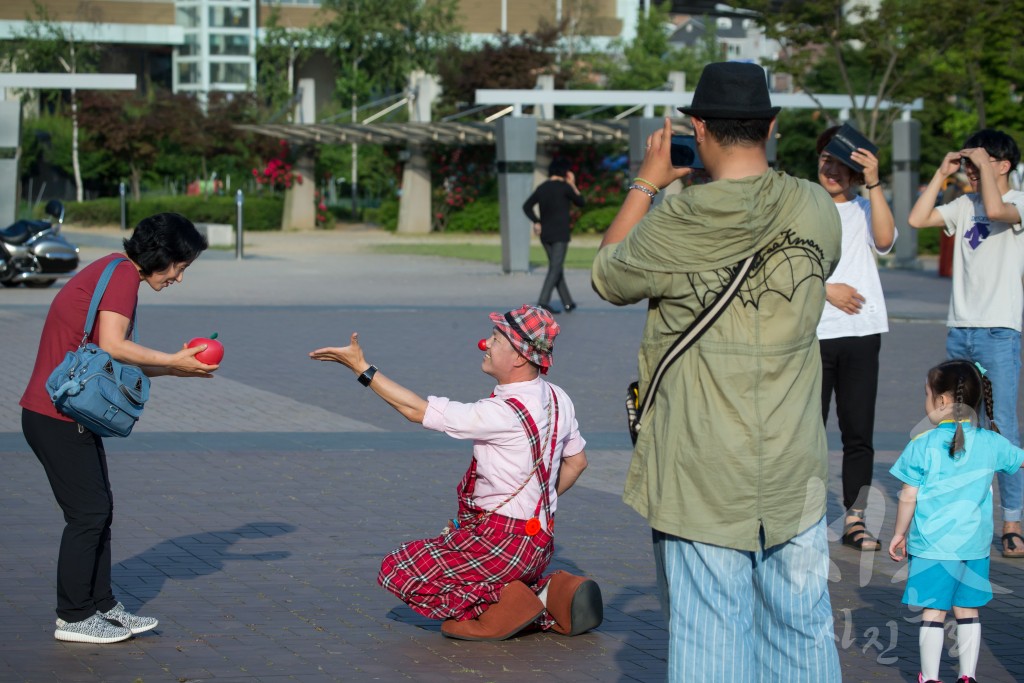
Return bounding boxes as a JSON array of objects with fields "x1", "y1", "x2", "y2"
[{"x1": 1, "y1": 225, "x2": 1023, "y2": 682}]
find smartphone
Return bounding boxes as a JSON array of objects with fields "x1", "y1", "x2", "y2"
[{"x1": 670, "y1": 134, "x2": 704, "y2": 170}]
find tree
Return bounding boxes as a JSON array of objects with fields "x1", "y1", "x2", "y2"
[
  {"x1": 78, "y1": 91, "x2": 164, "y2": 200},
  {"x1": 314, "y1": 0, "x2": 461, "y2": 109},
  {"x1": 747, "y1": 0, "x2": 997, "y2": 145},
  {"x1": 436, "y1": 27, "x2": 566, "y2": 114},
  {"x1": 255, "y1": 7, "x2": 314, "y2": 121},
  {"x1": 0, "y1": 1, "x2": 103, "y2": 202},
  {"x1": 596, "y1": 5, "x2": 718, "y2": 95}
]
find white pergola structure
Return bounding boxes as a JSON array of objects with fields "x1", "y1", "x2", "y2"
[
  {"x1": 476, "y1": 87, "x2": 924, "y2": 271},
  {"x1": 0, "y1": 73, "x2": 137, "y2": 225}
]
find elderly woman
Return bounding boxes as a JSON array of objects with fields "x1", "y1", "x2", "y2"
[{"x1": 20, "y1": 213, "x2": 217, "y2": 644}]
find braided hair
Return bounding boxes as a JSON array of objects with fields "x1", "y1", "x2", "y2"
[{"x1": 927, "y1": 359, "x2": 999, "y2": 459}]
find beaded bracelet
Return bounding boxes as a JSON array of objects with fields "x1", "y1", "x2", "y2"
[
  {"x1": 632, "y1": 177, "x2": 659, "y2": 193},
  {"x1": 628, "y1": 184, "x2": 657, "y2": 202}
]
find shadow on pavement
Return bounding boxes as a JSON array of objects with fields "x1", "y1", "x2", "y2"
[{"x1": 112, "y1": 521, "x2": 296, "y2": 608}]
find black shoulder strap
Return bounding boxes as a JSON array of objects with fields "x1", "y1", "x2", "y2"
[{"x1": 634, "y1": 253, "x2": 756, "y2": 431}]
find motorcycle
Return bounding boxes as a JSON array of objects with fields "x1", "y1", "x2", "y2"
[{"x1": 0, "y1": 200, "x2": 79, "y2": 288}]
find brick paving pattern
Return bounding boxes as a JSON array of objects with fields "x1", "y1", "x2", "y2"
[{"x1": 1, "y1": 227, "x2": 1021, "y2": 682}]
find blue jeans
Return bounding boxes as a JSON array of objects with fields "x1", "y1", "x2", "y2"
[
  {"x1": 946, "y1": 326, "x2": 1023, "y2": 521},
  {"x1": 653, "y1": 517, "x2": 840, "y2": 682}
]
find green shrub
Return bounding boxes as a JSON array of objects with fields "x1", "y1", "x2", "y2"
[
  {"x1": 576, "y1": 205, "x2": 620, "y2": 234},
  {"x1": 363, "y1": 199, "x2": 399, "y2": 230},
  {"x1": 916, "y1": 226, "x2": 942, "y2": 255},
  {"x1": 63, "y1": 195, "x2": 285, "y2": 231},
  {"x1": 445, "y1": 197, "x2": 501, "y2": 233}
]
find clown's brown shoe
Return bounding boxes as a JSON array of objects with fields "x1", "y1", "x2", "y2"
[
  {"x1": 440, "y1": 581, "x2": 544, "y2": 641},
  {"x1": 546, "y1": 571, "x2": 603, "y2": 636}
]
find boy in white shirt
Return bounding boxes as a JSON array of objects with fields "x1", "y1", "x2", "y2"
[
  {"x1": 909, "y1": 129, "x2": 1024, "y2": 557},
  {"x1": 815, "y1": 126, "x2": 897, "y2": 552}
]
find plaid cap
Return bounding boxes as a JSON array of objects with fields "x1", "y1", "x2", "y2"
[{"x1": 489, "y1": 304, "x2": 560, "y2": 371}]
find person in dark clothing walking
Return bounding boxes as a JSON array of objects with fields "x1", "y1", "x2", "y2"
[{"x1": 523, "y1": 160, "x2": 586, "y2": 313}]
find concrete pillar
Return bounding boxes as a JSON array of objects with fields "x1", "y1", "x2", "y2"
[
  {"x1": 664, "y1": 71, "x2": 685, "y2": 118},
  {"x1": 496, "y1": 117, "x2": 537, "y2": 273},
  {"x1": 891, "y1": 118, "x2": 921, "y2": 269},
  {"x1": 282, "y1": 153, "x2": 316, "y2": 229},
  {"x1": 397, "y1": 150, "x2": 431, "y2": 233},
  {"x1": 0, "y1": 100, "x2": 20, "y2": 226},
  {"x1": 629, "y1": 118, "x2": 665, "y2": 205},
  {"x1": 294, "y1": 78, "x2": 315, "y2": 124},
  {"x1": 536, "y1": 74, "x2": 554, "y2": 120},
  {"x1": 396, "y1": 73, "x2": 440, "y2": 234}
]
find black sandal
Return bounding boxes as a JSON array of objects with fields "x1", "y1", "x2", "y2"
[
  {"x1": 842, "y1": 520, "x2": 882, "y2": 552},
  {"x1": 1002, "y1": 532, "x2": 1024, "y2": 558}
]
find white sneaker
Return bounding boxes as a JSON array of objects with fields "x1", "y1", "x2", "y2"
[
  {"x1": 99, "y1": 602, "x2": 159, "y2": 634},
  {"x1": 54, "y1": 613, "x2": 132, "y2": 643}
]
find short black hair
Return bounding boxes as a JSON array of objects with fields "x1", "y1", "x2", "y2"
[
  {"x1": 963, "y1": 129, "x2": 1020, "y2": 170},
  {"x1": 703, "y1": 118, "x2": 773, "y2": 146},
  {"x1": 548, "y1": 159, "x2": 571, "y2": 177},
  {"x1": 123, "y1": 213, "x2": 207, "y2": 276}
]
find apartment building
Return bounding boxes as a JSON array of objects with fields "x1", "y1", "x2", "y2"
[{"x1": 0, "y1": 0, "x2": 635, "y2": 100}]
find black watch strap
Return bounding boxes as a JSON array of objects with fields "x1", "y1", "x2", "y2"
[{"x1": 358, "y1": 365, "x2": 378, "y2": 387}]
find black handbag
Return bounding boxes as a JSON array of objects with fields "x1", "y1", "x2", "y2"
[
  {"x1": 626, "y1": 254, "x2": 756, "y2": 444},
  {"x1": 46, "y1": 258, "x2": 150, "y2": 438}
]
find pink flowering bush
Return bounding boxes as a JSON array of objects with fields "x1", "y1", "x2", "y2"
[{"x1": 252, "y1": 139, "x2": 303, "y2": 192}]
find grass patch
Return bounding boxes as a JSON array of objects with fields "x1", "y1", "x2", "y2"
[{"x1": 372, "y1": 243, "x2": 599, "y2": 269}]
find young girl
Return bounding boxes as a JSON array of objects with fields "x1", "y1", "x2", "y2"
[{"x1": 889, "y1": 359, "x2": 1024, "y2": 683}]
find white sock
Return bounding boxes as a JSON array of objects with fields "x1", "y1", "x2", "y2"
[
  {"x1": 919, "y1": 620, "x2": 945, "y2": 680},
  {"x1": 537, "y1": 584, "x2": 549, "y2": 607},
  {"x1": 956, "y1": 617, "x2": 981, "y2": 678}
]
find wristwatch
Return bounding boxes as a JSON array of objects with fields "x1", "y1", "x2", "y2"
[{"x1": 357, "y1": 365, "x2": 378, "y2": 387}]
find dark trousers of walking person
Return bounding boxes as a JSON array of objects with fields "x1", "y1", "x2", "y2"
[
  {"x1": 538, "y1": 241, "x2": 574, "y2": 309},
  {"x1": 820, "y1": 334, "x2": 881, "y2": 511},
  {"x1": 22, "y1": 409, "x2": 117, "y2": 622}
]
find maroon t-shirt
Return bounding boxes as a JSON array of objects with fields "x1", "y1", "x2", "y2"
[{"x1": 20, "y1": 253, "x2": 140, "y2": 421}]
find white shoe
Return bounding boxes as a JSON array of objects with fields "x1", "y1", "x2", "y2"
[
  {"x1": 99, "y1": 602, "x2": 159, "y2": 634},
  {"x1": 54, "y1": 613, "x2": 132, "y2": 643}
]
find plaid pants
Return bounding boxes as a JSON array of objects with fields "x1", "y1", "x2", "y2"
[{"x1": 378, "y1": 511, "x2": 554, "y2": 623}]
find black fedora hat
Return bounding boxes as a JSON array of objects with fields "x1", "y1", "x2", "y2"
[{"x1": 678, "y1": 62, "x2": 781, "y2": 120}]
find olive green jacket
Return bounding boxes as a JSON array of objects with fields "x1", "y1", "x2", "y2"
[{"x1": 592, "y1": 171, "x2": 841, "y2": 551}]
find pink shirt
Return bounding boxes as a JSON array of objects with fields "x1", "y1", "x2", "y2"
[{"x1": 423, "y1": 377, "x2": 585, "y2": 522}]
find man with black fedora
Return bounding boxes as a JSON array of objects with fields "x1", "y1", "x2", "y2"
[{"x1": 593, "y1": 62, "x2": 842, "y2": 680}]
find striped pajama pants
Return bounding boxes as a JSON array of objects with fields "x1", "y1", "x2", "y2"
[{"x1": 654, "y1": 516, "x2": 840, "y2": 682}]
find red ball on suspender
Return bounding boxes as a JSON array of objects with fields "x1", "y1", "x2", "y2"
[{"x1": 525, "y1": 518, "x2": 541, "y2": 536}]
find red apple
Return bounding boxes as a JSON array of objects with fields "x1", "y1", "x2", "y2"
[{"x1": 188, "y1": 332, "x2": 224, "y2": 365}]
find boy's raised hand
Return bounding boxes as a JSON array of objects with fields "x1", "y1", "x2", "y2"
[{"x1": 938, "y1": 151, "x2": 963, "y2": 178}]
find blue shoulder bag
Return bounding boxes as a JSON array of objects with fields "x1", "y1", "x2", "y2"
[{"x1": 46, "y1": 258, "x2": 150, "y2": 438}]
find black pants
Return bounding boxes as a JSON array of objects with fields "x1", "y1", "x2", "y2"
[
  {"x1": 820, "y1": 335, "x2": 881, "y2": 511},
  {"x1": 538, "y1": 241, "x2": 574, "y2": 307},
  {"x1": 23, "y1": 409, "x2": 117, "y2": 622}
]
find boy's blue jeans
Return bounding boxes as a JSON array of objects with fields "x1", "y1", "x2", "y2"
[{"x1": 947, "y1": 326, "x2": 1022, "y2": 522}]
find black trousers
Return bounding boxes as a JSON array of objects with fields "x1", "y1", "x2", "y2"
[
  {"x1": 820, "y1": 334, "x2": 881, "y2": 512},
  {"x1": 538, "y1": 241, "x2": 574, "y2": 307},
  {"x1": 22, "y1": 409, "x2": 117, "y2": 622}
]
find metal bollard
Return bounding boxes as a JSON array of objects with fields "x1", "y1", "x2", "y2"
[
  {"x1": 119, "y1": 182, "x2": 127, "y2": 230},
  {"x1": 235, "y1": 189, "x2": 244, "y2": 260}
]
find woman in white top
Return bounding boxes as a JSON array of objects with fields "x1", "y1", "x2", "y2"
[{"x1": 815, "y1": 126, "x2": 897, "y2": 552}]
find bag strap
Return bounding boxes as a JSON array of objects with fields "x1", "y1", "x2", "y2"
[
  {"x1": 82, "y1": 257, "x2": 137, "y2": 346},
  {"x1": 634, "y1": 253, "x2": 756, "y2": 431}
]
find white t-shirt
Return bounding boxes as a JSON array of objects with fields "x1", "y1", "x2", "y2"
[
  {"x1": 817, "y1": 195, "x2": 895, "y2": 340},
  {"x1": 937, "y1": 190, "x2": 1024, "y2": 331}
]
